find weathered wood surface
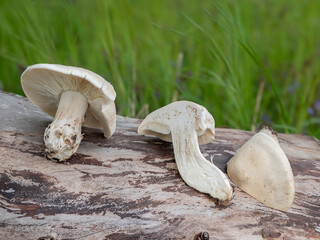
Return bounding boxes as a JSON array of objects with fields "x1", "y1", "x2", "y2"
[{"x1": 0, "y1": 90, "x2": 319, "y2": 240}]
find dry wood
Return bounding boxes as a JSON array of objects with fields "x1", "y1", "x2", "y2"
[{"x1": 0, "y1": 91, "x2": 319, "y2": 240}]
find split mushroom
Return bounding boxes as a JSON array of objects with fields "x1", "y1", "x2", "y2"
[
  {"x1": 138, "y1": 101, "x2": 233, "y2": 205},
  {"x1": 227, "y1": 127, "x2": 295, "y2": 211},
  {"x1": 21, "y1": 64, "x2": 116, "y2": 162}
]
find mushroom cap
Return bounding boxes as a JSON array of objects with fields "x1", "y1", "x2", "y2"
[
  {"x1": 138, "y1": 101, "x2": 215, "y2": 145},
  {"x1": 227, "y1": 128, "x2": 295, "y2": 211},
  {"x1": 21, "y1": 64, "x2": 116, "y2": 137}
]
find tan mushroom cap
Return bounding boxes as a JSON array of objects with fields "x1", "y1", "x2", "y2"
[
  {"x1": 138, "y1": 101, "x2": 215, "y2": 144},
  {"x1": 227, "y1": 128, "x2": 295, "y2": 211},
  {"x1": 21, "y1": 64, "x2": 116, "y2": 137}
]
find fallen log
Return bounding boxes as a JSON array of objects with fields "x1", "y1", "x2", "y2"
[{"x1": 0, "y1": 91, "x2": 319, "y2": 240}]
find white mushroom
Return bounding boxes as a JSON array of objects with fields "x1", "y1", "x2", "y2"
[
  {"x1": 227, "y1": 127, "x2": 295, "y2": 211},
  {"x1": 138, "y1": 101, "x2": 233, "y2": 205},
  {"x1": 21, "y1": 64, "x2": 116, "y2": 162}
]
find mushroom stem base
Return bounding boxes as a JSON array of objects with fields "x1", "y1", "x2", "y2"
[
  {"x1": 171, "y1": 128, "x2": 233, "y2": 205},
  {"x1": 44, "y1": 91, "x2": 88, "y2": 161}
]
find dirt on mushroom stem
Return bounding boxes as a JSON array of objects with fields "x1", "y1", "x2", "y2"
[{"x1": 44, "y1": 90, "x2": 88, "y2": 162}]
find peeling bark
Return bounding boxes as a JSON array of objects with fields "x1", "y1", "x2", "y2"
[{"x1": 0, "y1": 91, "x2": 319, "y2": 240}]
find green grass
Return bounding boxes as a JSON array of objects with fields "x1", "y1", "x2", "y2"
[{"x1": 1, "y1": 0, "x2": 319, "y2": 139}]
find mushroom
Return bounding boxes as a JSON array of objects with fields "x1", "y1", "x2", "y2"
[
  {"x1": 21, "y1": 64, "x2": 116, "y2": 162},
  {"x1": 227, "y1": 127, "x2": 295, "y2": 211},
  {"x1": 138, "y1": 101, "x2": 233, "y2": 205}
]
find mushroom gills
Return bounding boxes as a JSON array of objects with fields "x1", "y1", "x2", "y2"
[
  {"x1": 21, "y1": 63, "x2": 117, "y2": 162},
  {"x1": 44, "y1": 90, "x2": 88, "y2": 161},
  {"x1": 227, "y1": 128, "x2": 295, "y2": 211}
]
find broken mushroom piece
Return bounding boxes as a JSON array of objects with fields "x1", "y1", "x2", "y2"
[
  {"x1": 21, "y1": 64, "x2": 116, "y2": 162},
  {"x1": 138, "y1": 101, "x2": 233, "y2": 205},
  {"x1": 227, "y1": 127, "x2": 295, "y2": 211}
]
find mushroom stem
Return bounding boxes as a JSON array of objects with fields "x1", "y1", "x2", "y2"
[
  {"x1": 171, "y1": 126, "x2": 233, "y2": 205},
  {"x1": 44, "y1": 90, "x2": 88, "y2": 161}
]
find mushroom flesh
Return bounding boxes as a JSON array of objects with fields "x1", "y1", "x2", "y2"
[
  {"x1": 138, "y1": 101, "x2": 233, "y2": 205},
  {"x1": 227, "y1": 127, "x2": 295, "y2": 211},
  {"x1": 21, "y1": 64, "x2": 116, "y2": 161}
]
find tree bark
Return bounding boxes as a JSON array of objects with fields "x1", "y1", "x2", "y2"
[{"x1": 0, "y1": 91, "x2": 319, "y2": 240}]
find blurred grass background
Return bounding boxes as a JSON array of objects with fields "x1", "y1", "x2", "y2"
[{"x1": 0, "y1": 0, "x2": 319, "y2": 138}]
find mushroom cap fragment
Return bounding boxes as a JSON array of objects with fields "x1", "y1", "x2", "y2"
[
  {"x1": 21, "y1": 64, "x2": 116, "y2": 137},
  {"x1": 138, "y1": 101, "x2": 215, "y2": 145},
  {"x1": 227, "y1": 128, "x2": 295, "y2": 211}
]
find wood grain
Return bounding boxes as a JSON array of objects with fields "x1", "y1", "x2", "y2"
[{"x1": 0, "y1": 91, "x2": 319, "y2": 240}]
